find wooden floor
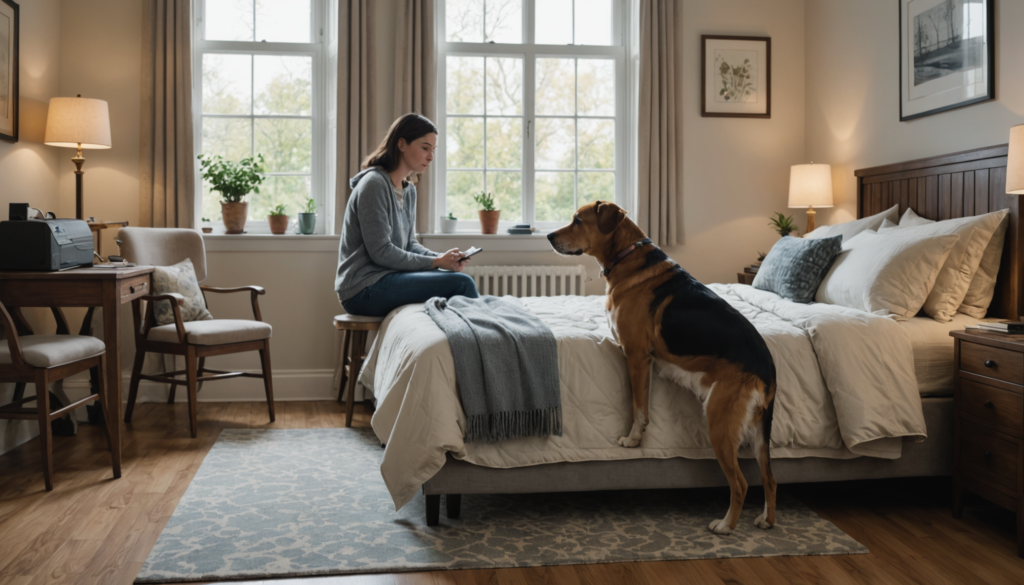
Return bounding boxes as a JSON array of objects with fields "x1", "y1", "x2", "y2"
[{"x1": 1, "y1": 400, "x2": 1022, "y2": 585}]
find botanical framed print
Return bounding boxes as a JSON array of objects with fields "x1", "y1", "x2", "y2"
[
  {"x1": 0, "y1": 0, "x2": 17, "y2": 143},
  {"x1": 701, "y1": 35, "x2": 770, "y2": 119},
  {"x1": 900, "y1": 0, "x2": 994, "y2": 121}
]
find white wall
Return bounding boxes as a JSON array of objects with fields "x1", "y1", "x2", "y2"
[{"x1": 805, "y1": 0, "x2": 1024, "y2": 226}]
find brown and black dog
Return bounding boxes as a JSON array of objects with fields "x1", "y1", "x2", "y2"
[{"x1": 547, "y1": 201, "x2": 777, "y2": 534}]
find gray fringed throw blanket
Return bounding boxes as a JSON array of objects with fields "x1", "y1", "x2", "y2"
[{"x1": 424, "y1": 295, "x2": 562, "y2": 443}]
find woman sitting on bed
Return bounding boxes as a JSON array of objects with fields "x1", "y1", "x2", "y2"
[{"x1": 335, "y1": 113, "x2": 479, "y2": 317}]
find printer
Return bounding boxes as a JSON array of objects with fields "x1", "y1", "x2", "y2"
[{"x1": 0, "y1": 217, "x2": 94, "y2": 271}]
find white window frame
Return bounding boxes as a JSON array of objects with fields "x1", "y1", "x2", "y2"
[
  {"x1": 192, "y1": 0, "x2": 331, "y2": 234},
  {"x1": 433, "y1": 0, "x2": 633, "y2": 234}
]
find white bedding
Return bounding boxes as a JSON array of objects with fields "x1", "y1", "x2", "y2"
[
  {"x1": 903, "y1": 313, "x2": 992, "y2": 396},
  {"x1": 362, "y1": 283, "x2": 929, "y2": 510}
]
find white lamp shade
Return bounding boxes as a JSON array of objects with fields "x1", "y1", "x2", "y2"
[
  {"x1": 788, "y1": 163, "x2": 834, "y2": 208},
  {"x1": 1007, "y1": 124, "x2": 1024, "y2": 195},
  {"x1": 44, "y1": 97, "x2": 112, "y2": 149}
]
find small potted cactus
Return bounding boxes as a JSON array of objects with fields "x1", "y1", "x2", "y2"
[
  {"x1": 440, "y1": 211, "x2": 458, "y2": 234},
  {"x1": 268, "y1": 204, "x2": 289, "y2": 235},
  {"x1": 298, "y1": 197, "x2": 317, "y2": 235},
  {"x1": 474, "y1": 191, "x2": 500, "y2": 234},
  {"x1": 201, "y1": 217, "x2": 213, "y2": 234}
]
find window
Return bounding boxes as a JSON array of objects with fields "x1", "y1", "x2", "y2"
[
  {"x1": 437, "y1": 0, "x2": 631, "y2": 232},
  {"x1": 193, "y1": 0, "x2": 328, "y2": 233}
]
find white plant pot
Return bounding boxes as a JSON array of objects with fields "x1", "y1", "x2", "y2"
[{"x1": 440, "y1": 217, "x2": 458, "y2": 233}]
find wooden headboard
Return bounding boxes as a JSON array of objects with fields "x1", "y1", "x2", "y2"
[{"x1": 854, "y1": 145, "x2": 1022, "y2": 319}]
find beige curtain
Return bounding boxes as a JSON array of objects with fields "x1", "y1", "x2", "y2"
[
  {"x1": 394, "y1": 0, "x2": 436, "y2": 234},
  {"x1": 336, "y1": 0, "x2": 377, "y2": 233},
  {"x1": 139, "y1": 0, "x2": 195, "y2": 228},
  {"x1": 637, "y1": 0, "x2": 682, "y2": 246}
]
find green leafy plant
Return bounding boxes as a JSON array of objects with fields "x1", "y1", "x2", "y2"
[
  {"x1": 269, "y1": 204, "x2": 288, "y2": 217},
  {"x1": 446, "y1": 211, "x2": 457, "y2": 220},
  {"x1": 201, "y1": 217, "x2": 211, "y2": 223},
  {"x1": 768, "y1": 212, "x2": 798, "y2": 237},
  {"x1": 473, "y1": 191, "x2": 496, "y2": 211},
  {"x1": 198, "y1": 153, "x2": 266, "y2": 203},
  {"x1": 303, "y1": 198, "x2": 317, "y2": 214}
]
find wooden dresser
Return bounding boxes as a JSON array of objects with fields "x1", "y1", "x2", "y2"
[{"x1": 950, "y1": 330, "x2": 1024, "y2": 556}]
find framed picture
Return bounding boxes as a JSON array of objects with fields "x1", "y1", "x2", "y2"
[
  {"x1": 0, "y1": 0, "x2": 18, "y2": 143},
  {"x1": 899, "y1": 0, "x2": 994, "y2": 121},
  {"x1": 701, "y1": 35, "x2": 771, "y2": 119}
]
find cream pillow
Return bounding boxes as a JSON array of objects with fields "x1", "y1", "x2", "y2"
[
  {"x1": 815, "y1": 230, "x2": 959, "y2": 320},
  {"x1": 899, "y1": 207, "x2": 935, "y2": 226},
  {"x1": 804, "y1": 204, "x2": 899, "y2": 242},
  {"x1": 151, "y1": 258, "x2": 213, "y2": 325},
  {"x1": 959, "y1": 210, "x2": 1010, "y2": 318}
]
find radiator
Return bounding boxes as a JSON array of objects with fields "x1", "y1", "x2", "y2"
[{"x1": 463, "y1": 265, "x2": 587, "y2": 297}]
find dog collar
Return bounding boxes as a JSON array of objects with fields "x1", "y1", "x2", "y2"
[{"x1": 601, "y1": 238, "x2": 653, "y2": 277}]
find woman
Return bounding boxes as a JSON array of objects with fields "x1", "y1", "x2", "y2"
[{"x1": 335, "y1": 113, "x2": 478, "y2": 317}]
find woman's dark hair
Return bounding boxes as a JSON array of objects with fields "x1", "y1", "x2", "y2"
[{"x1": 362, "y1": 113, "x2": 438, "y2": 174}]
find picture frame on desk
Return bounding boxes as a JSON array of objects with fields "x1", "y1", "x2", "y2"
[{"x1": 0, "y1": 0, "x2": 19, "y2": 143}]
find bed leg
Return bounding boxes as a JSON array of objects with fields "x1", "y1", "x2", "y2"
[
  {"x1": 426, "y1": 494, "x2": 440, "y2": 526},
  {"x1": 446, "y1": 494, "x2": 462, "y2": 519}
]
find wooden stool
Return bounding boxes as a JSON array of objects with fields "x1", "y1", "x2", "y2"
[{"x1": 334, "y1": 314, "x2": 383, "y2": 427}]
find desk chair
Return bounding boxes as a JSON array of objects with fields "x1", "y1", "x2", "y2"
[
  {"x1": 0, "y1": 303, "x2": 112, "y2": 490},
  {"x1": 118, "y1": 228, "x2": 275, "y2": 438}
]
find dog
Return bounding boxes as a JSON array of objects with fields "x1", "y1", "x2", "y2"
[{"x1": 547, "y1": 201, "x2": 777, "y2": 534}]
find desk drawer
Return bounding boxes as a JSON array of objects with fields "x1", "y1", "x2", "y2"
[
  {"x1": 961, "y1": 341, "x2": 1024, "y2": 385},
  {"x1": 959, "y1": 378, "x2": 1023, "y2": 438},
  {"x1": 959, "y1": 424, "x2": 1019, "y2": 491},
  {"x1": 120, "y1": 277, "x2": 150, "y2": 302}
]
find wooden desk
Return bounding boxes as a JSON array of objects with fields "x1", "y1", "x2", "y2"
[{"x1": 0, "y1": 266, "x2": 155, "y2": 477}]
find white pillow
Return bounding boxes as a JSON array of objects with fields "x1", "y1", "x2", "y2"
[
  {"x1": 804, "y1": 204, "x2": 899, "y2": 243},
  {"x1": 815, "y1": 230, "x2": 959, "y2": 320},
  {"x1": 151, "y1": 258, "x2": 213, "y2": 325},
  {"x1": 879, "y1": 218, "x2": 899, "y2": 230},
  {"x1": 899, "y1": 207, "x2": 935, "y2": 226}
]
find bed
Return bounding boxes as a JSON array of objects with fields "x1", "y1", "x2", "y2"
[{"x1": 360, "y1": 145, "x2": 1022, "y2": 524}]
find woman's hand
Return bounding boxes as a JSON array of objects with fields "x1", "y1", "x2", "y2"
[{"x1": 432, "y1": 248, "x2": 467, "y2": 272}]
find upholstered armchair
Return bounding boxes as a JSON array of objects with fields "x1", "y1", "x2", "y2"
[{"x1": 118, "y1": 228, "x2": 275, "y2": 438}]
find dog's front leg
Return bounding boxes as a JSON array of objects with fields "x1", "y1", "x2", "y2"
[{"x1": 618, "y1": 351, "x2": 652, "y2": 448}]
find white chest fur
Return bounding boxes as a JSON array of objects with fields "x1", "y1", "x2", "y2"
[{"x1": 654, "y1": 359, "x2": 716, "y2": 413}]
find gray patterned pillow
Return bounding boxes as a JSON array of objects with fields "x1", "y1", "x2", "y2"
[
  {"x1": 152, "y1": 258, "x2": 213, "y2": 325},
  {"x1": 752, "y1": 235, "x2": 843, "y2": 303}
]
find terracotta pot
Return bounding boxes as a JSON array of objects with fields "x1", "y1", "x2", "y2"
[
  {"x1": 268, "y1": 215, "x2": 290, "y2": 235},
  {"x1": 478, "y1": 210, "x2": 501, "y2": 234},
  {"x1": 221, "y1": 202, "x2": 249, "y2": 234}
]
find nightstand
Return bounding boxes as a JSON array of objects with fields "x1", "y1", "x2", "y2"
[
  {"x1": 738, "y1": 272, "x2": 755, "y2": 285},
  {"x1": 950, "y1": 330, "x2": 1024, "y2": 557}
]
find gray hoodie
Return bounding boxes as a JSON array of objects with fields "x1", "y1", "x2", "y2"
[{"x1": 335, "y1": 167, "x2": 437, "y2": 302}]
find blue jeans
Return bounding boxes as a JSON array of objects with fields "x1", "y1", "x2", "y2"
[{"x1": 342, "y1": 271, "x2": 479, "y2": 317}]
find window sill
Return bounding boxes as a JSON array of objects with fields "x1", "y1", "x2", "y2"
[
  {"x1": 203, "y1": 233, "x2": 339, "y2": 252},
  {"x1": 419, "y1": 233, "x2": 554, "y2": 252}
]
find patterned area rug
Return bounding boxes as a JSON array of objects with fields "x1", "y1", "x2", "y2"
[{"x1": 136, "y1": 429, "x2": 867, "y2": 583}]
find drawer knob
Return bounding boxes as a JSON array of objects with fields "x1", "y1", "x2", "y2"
[
  {"x1": 983, "y1": 451, "x2": 992, "y2": 460},
  {"x1": 984, "y1": 359, "x2": 996, "y2": 368},
  {"x1": 983, "y1": 400, "x2": 994, "y2": 408},
  {"x1": 129, "y1": 283, "x2": 147, "y2": 294}
]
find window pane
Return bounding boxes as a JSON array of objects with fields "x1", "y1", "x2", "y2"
[
  {"x1": 446, "y1": 0, "x2": 483, "y2": 42},
  {"x1": 535, "y1": 118, "x2": 574, "y2": 170},
  {"x1": 206, "y1": 0, "x2": 253, "y2": 41},
  {"x1": 486, "y1": 118, "x2": 521, "y2": 169},
  {"x1": 447, "y1": 56, "x2": 484, "y2": 114},
  {"x1": 447, "y1": 171, "x2": 483, "y2": 219},
  {"x1": 535, "y1": 171, "x2": 574, "y2": 222},
  {"x1": 202, "y1": 117, "x2": 252, "y2": 162},
  {"x1": 255, "y1": 0, "x2": 311, "y2": 43},
  {"x1": 486, "y1": 57, "x2": 522, "y2": 115},
  {"x1": 575, "y1": 0, "x2": 612, "y2": 46},
  {"x1": 254, "y1": 118, "x2": 312, "y2": 173},
  {"x1": 202, "y1": 184, "x2": 225, "y2": 222},
  {"x1": 535, "y1": 58, "x2": 574, "y2": 115},
  {"x1": 203, "y1": 54, "x2": 251, "y2": 115},
  {"x1": 485, "y1": 0, "x2": 521, "y2": 43},
  {"x1": 487, "y1": 171, "x2": 522, "y2": 222},
  {"x1": 578, "y1": 172, "x2": 614, "y2": 207},
  {"x1": 250, "y1": 175, "x2": 311, "y2": 220},
  {"x1": 254, "y1": 55, "x2": 312, "y2": 116},
  {"x1": 447, "y1": 117, "x2": 484, "y2": 168},
  {"x1": 577, "y1": 59, "x2": 615, "y2": 116},
  {"x1": 578, "y1": 119, "x2": 614, "y2": 169},
  {"x1": 535, "y1": 0, "x2": 572, "y2": 45}
]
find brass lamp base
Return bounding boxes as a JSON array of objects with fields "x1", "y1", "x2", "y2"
[
  {"x1": 806, "y1": 206, "x2": 817, "y2": 233},
  {"x1": 72, "y1": 144, "x2": 86, "y2": 220}
]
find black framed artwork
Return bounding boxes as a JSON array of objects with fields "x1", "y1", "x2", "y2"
[
  {"x1": 0, "y1": 0, "x2": 18, "y2": 143},
  {"x1": 701, "y1": 35, "x2": 771, "y2": 119},
  {"x1": 899, "y1": 0, "x2": 994, "y2": 121}
]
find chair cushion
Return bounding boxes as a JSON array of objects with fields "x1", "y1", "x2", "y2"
[
  {"x1": 147, "y1": 319, "x2": 272, "y2": 345},
  {"x1": 151, "y1": 258, "x2": 213, "y2": 325},
  {"x1": 0, "y1": 335, "x2": 105, "y2": 368}
]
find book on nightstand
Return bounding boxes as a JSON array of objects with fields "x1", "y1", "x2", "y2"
[{"x1": 965, "y1": 322, "x2": 1024, "y2": 334}]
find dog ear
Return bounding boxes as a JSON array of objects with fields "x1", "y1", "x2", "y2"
[{"x1": 595, "y1": 201, "x2": 626, "y2": 234}]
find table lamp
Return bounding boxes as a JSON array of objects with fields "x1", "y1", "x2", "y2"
[
  {"x1": 1007, "y1": 124, "x2": 1024, "y2": 196},
  {"x1": 44, "y1": 95, "x2": 112, "y2": 220},
  {"x1": 788, "y1": 163, "x2": 833, "y2": 234}
]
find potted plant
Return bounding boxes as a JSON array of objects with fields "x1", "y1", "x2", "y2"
[
  {"x1": 298, "y1": 197, "x2": 317, "y2": 235},
  {"x1": 768, "y1": 212, "x2": 798, "y2": 238},
  {"x1": 198, "y1": 153, "x2": 266, "y2": 234},
  {"x1": 268, "y1": 204, "x2": 289, "y2": 235},
  {"x1": 440, "y1": 211, "x2": 458, "y2": 234},
  {"x1": 473, "y1": 191, "x2": 500, "y2": 234},
  {"x1": 200, "y1": 217, "x2": 212, "y2": 234}
]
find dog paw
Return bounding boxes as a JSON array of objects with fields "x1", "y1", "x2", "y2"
[
  {"x1": 754, "y1": 512, "x2": 774, "y2": 530},
  {"x1": 617, "y1": 435, "x2": 641, "y2": 448},
  {"x1": 708, "y1": 518, "x2": 733, "y2": 534}
]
